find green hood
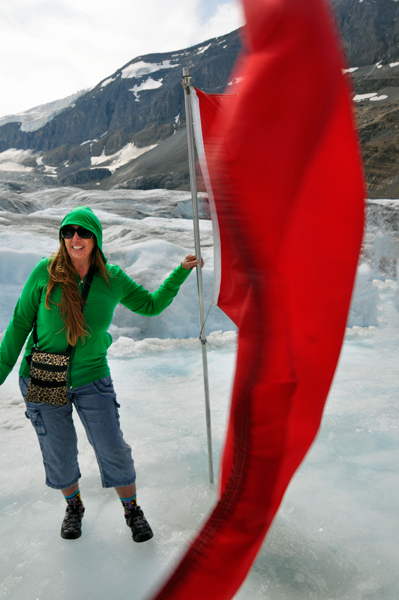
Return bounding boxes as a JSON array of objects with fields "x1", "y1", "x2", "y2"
[{"x1": 60, "y1": 206, "x2": 105, "y2": 259}]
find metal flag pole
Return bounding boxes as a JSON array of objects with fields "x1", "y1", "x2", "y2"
[{"x1": 182, "y1": 67, "x2": 214, "y2": 485}]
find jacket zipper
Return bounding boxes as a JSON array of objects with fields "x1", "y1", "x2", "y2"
[
  {"x1": 68, "y1": 346, "x2": 76, "y2": 389},
  {"x1": 68, "y1": 275, "x2": 88, "y2": 389}
]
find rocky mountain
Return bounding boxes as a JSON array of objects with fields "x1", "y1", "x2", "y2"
[
  {"x1": 1, "y1": 0, "x2": 399, "y2": 197},
  {"x1": 0, "y1": 29, "x2": 242, "y2": 192},
  {"x1": 350, "y1": 62, "x2": 399, "y2": 199},
  {"x1": 332, "y1": 0, "x2": 399, "y2": 67},
  {"x1": 330, "y1": 0, "x2": 399, "y2": 198}
]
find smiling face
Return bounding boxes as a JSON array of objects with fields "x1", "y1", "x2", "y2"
[{"x1": 63, "y1": 225, "x2": 96, "y2": 270}]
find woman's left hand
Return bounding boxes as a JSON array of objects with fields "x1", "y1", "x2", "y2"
[{"x1": 181, "y1": 255, "x2": 205, "y2": 270}]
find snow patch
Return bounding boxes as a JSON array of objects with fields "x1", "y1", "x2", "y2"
[
  {"x1": 389, "y1": 62, "x2": 399, "y2": 68},
  {"x1": 42, "y1": 166, "x2": 57, "y2": 177},
  {"x1": 174, "y1": 113, "x2": 181, "y2": 134},
  {"x1": 0, "y1": 149, "x2": 38, "y2": 172},
  {"x1": 343, "y1": 67, "x2": 358, "y2": 73},
  {"x1": 227, "y1": 77, "x2": 244, "y2": 86},
  {"x1": 0, "y1": 162, "x2": 33, "y2": 173},
  {"x1": 121, "y1": 60, "x2": 178, "y2": 79},
  {"x1": 129, "y1": 78, "x2": 163, "y2": 101},
  {"x1": 81, "y1": 139, "x2": 99, "y2": 146},
  {"x1": 354, "y1": 93, "x2": 378, "y2": 102},
  {"x1": 101, "y1": 77, "x2": 116, "y2": 88},
  {"x1": 370, "y1": 95, "x2": 388, "y2": 102},
  {"x1": 197, "y1": 44, "x2": 211, "y2": 55},
  {"x1": 90, "y1": 142, "x2": 157, "y2": 172},
  {"x1": 0, "y1": 89, "x2": 87, "y2": 132},
  {"x1": 36, "y1": 156, "x2": 57, "y2": 177}
]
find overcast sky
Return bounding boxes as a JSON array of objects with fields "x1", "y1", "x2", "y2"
[{"x1": 0, "y1": 0, "x2": 244, "y2": 118}]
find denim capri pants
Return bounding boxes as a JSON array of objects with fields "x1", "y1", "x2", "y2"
[{"x1": 19, "y1": 375, "x2": 136, "y2": 490}]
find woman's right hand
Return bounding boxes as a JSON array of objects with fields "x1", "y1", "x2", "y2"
[{"x1": 181, "y1": 255, "x2": 204, "y2": 270}]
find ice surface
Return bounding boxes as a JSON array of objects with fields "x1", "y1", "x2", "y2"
[
  {"x1": 1, "y1": 286, "x2": 398, "y2": 599},
  {"x1": 0, "y1": 189, "x2": 224, "y2": 339},
  {"x1": 0, "y1": 191, "x2": 398, "y2": 599}
]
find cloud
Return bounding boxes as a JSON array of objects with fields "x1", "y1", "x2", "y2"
[
  {"x1": 198, "y1": 1, "x2": 245, "y2": 40},
  {"x1": 0, "y1": 0, "x2": 244, "y2": 118}
]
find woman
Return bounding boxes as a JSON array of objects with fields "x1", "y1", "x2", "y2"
[{"x1": 0, "y1": 205, "x2": 200, "y2": 543}]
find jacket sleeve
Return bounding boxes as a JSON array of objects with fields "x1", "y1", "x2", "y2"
[
  {"x1": 0, "y1": 261, "x2": 46, "y2": 385},
  {"x1": 119, "y1": 263, "x2": 192, "y2": 316}
]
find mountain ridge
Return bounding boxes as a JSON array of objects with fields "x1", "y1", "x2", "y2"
[{"x1": 1, "y1": 0, "x2": 399, "y2": 196}]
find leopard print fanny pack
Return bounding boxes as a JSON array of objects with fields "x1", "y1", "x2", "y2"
[
  {"x1": 26, "y1": 347, "x2": 71, "y2": 406},
  {"x1": 26, "y1": 267, "x2": 95, "y2": 406}
]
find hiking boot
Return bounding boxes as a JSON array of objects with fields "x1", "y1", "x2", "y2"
[
  {"x1": 125, "y1": 506, "x2": 153, "y2": 543},
  {"x1": 61, "y1": 505, "x2": 85, "y2": 539}
]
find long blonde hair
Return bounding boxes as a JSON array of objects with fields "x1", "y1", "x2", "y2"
[{"x1": 45, "y1": 239, "x2": 109, "y2": 346}]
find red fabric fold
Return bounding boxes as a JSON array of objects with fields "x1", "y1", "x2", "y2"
[{"x1": 150, "y1": 0, "x2": 365, "y2": 598}]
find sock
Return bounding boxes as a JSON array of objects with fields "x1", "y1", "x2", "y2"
[
  {"x1": 65, "y1": 489, "x2": 84, "y2": 509},
  {"x1": 120, "y1": 494, "x2": 137, "y2": 513}
]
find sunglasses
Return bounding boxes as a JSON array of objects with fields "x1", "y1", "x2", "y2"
[{"x1": 61, "y1": 225, "x2": 94, "y2": 240}]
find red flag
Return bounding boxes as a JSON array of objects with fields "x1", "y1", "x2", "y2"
[
  {"x1": 191, "y1": 89, "x2": 240, "y2": 322},
  {"x1": 151, "y1": 0, "x2": 365, "y2": 599}
]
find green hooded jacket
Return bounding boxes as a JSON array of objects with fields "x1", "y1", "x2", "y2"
[
  {"x1": 0, "y1": 206, "x2": 191, "y2": 388},
  {"x1": 60, "y1": 205, "x2": 105, "y2": 258}
]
